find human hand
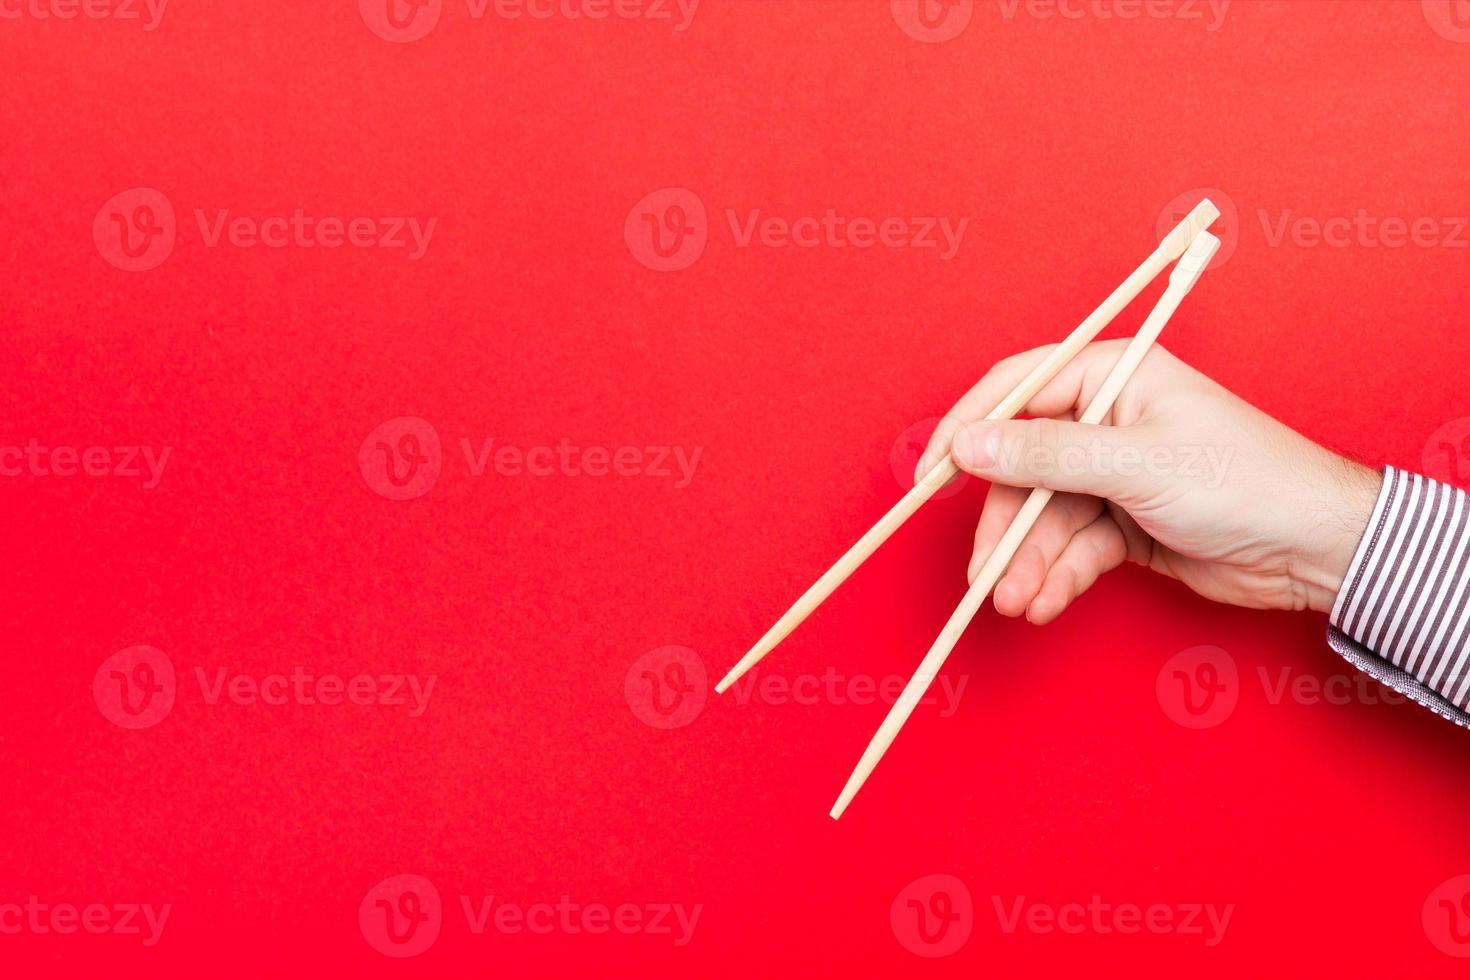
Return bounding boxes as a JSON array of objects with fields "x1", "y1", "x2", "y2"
[{"x1": 913, "y1": 341, "x2": 1383, "y2": 619}]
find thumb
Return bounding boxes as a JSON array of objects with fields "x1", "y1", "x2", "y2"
[{"x1": 949, "y1": 418, "x2": 1148, "y2": 499}]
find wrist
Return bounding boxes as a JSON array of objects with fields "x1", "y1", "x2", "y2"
[{"x1": 1290, "y1": 457, "x2": 1383, "y2": 614}]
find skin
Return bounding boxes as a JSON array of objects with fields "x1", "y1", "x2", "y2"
[{"x1": 913, "y1": 341, "x2": 1384, "y2": 621}]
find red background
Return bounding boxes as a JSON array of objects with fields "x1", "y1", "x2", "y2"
[{"x1": 5, "y1": 0, "x2": 1470, "y2": 975}]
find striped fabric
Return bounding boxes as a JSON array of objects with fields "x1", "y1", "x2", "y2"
[{"x1": 1330, "y1": 466, "x2": 1470, "y2": 718}]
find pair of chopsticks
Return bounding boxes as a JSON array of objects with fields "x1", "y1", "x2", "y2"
[{"x1": 716, "y1": 200, "x2": 1224, "y2": 818}]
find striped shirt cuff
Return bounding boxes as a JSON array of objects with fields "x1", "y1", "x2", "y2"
[{"x1": 1330, "y1": 466, "x2": 1470, "y2": 714}]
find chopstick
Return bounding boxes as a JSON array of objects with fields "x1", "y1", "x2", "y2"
[
  {"x1": 828, "y1": 229, "x2": 1223, "y2": 819},
  {"x1": 714, "y1": 199, "x2": 1222, "y2": 695}
]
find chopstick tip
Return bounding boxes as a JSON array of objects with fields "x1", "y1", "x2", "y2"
[
  {"x1": 829, "y1": 781, "x2": 861, "y2": 820},
  {"x1": 715, "y1": 646, "x2": 767, "y2": 693}
]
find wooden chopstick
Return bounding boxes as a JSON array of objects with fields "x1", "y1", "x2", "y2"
[
  {"x1": 714, "y1": 200, "x2": 1221, "y2": 695},
  {"x1": 829, "y1": 230, "x2": 1223, "y2": 819}
]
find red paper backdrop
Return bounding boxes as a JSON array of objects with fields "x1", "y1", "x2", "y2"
[{"x1": 4, "y1": 0, "x2": 1470, "y2": 975}]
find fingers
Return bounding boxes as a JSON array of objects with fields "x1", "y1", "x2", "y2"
[
  {"x1": 914, "y1": 339, "x2": 1169, "y2": 480},
  {"x1": 1025, "y1": 512, "x2": 1130, "y2": 624},
  {"x1": 914, "y1": 346, "x2": 1057, "y2": 481},
  {"x1": 984, "y1": 492, "x2": 1104, "y2": 616},
  {"x1": 968, "y1": 483, "x2": 1028, "y2": 581},
  {"x1": 950, "y1": 416, "x2": 1158, "y2": 502},
  {"x1": 1102, "y1": 502, "x2": 1157, "y2": 568}
]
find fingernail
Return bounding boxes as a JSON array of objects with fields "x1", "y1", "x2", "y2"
[
  {"x1": 913, "y1": 452, "x2": 933, "y2": 484},
  {"x1": 952, "y1": 423, "x2": 998, "y2": 469}
]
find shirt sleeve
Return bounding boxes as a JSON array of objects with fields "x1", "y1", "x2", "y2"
[{"x1": 1327, "y1": 465, "x2": 1470, "y2": 728}]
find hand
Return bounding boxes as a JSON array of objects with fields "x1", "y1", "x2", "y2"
[{"x1": 914, "y1": 341, "x2": 1383, "y2": 619}]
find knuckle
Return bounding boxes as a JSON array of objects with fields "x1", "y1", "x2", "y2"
[
  {"x1": 994, "y1": 344, "x2": 1056, "y2": 377},
  {"x1": 933, "y1": 414, "x2": 965, "y2": 439},
  {"x1": 1005, "y1": 417, "x2": 1063, "y2": 480},
  {"x1": 1026, "y1": 417, "x2": 1063, "y2": 454}
]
